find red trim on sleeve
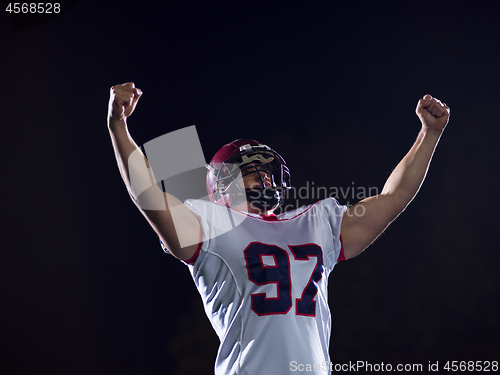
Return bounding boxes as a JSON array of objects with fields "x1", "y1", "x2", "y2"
[
  {"x1": 183, "y1": 228, "x2": 203, "y2": 265},
  {"x1": 337, "y1": 234, "x2": 346, "y2": 262},
  {"x1": 183, "y1": 242, "x2": 201, "y2": 264}
]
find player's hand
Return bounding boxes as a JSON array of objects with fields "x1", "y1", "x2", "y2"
[
  {"x1": 415, "y1": 94, "x2": 450, "y2": 133},
  {"x1": 108, "y1": 82, "x2": 143, "y2": 121}
]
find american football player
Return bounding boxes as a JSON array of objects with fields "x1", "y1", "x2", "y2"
[{"x1": 107, "y1": 82, "x2": 449, "y2": 374}]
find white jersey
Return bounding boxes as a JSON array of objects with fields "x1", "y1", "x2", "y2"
[{"x1": 166, "y1": 197, "x2": 347, "y2": 375}]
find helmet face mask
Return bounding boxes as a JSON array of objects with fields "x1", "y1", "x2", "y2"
[{"x1": 206, "y1": 140, "x2": 291, "y2": 212}]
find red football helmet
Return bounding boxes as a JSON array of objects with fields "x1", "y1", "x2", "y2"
[{"x1": 206, "y1": 139, "x2": 291, "y2": 210}]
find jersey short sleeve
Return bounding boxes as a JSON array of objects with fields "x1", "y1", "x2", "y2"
[{"x1": 320, "y1": 197, "x2": 348, "y2": 270}]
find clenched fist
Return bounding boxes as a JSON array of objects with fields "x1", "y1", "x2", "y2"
[
  {"x1": 416, "y1": 94, "x2": 450, "y2": 133},
  {"x1": 108, "y1": 82, "x2": 143, "y2": 121}
]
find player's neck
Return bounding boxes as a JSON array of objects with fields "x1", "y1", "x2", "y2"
[{"x1": 232, "y1": 201, "x2": 275, "y2": 217}]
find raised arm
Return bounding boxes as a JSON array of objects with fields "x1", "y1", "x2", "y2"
[
  {"x1": 341, "y1": 94, "x2": 450, "y2": 259},
  {"x1": 107, "y1": 82, "x2": 200, "y2": 261}
]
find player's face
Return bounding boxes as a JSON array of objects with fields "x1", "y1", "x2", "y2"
[{"x1": 238, "y1": 164, "x2": 273, "y2": 190}]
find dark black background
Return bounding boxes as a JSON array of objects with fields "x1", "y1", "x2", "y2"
[{"x1": 1, "y1": 1, "x2": 499, "y2": 374}]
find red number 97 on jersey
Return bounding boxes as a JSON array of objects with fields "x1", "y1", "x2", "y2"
[{"x1": 244, "y1": 242, "x2": 323, "y2": 317}]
